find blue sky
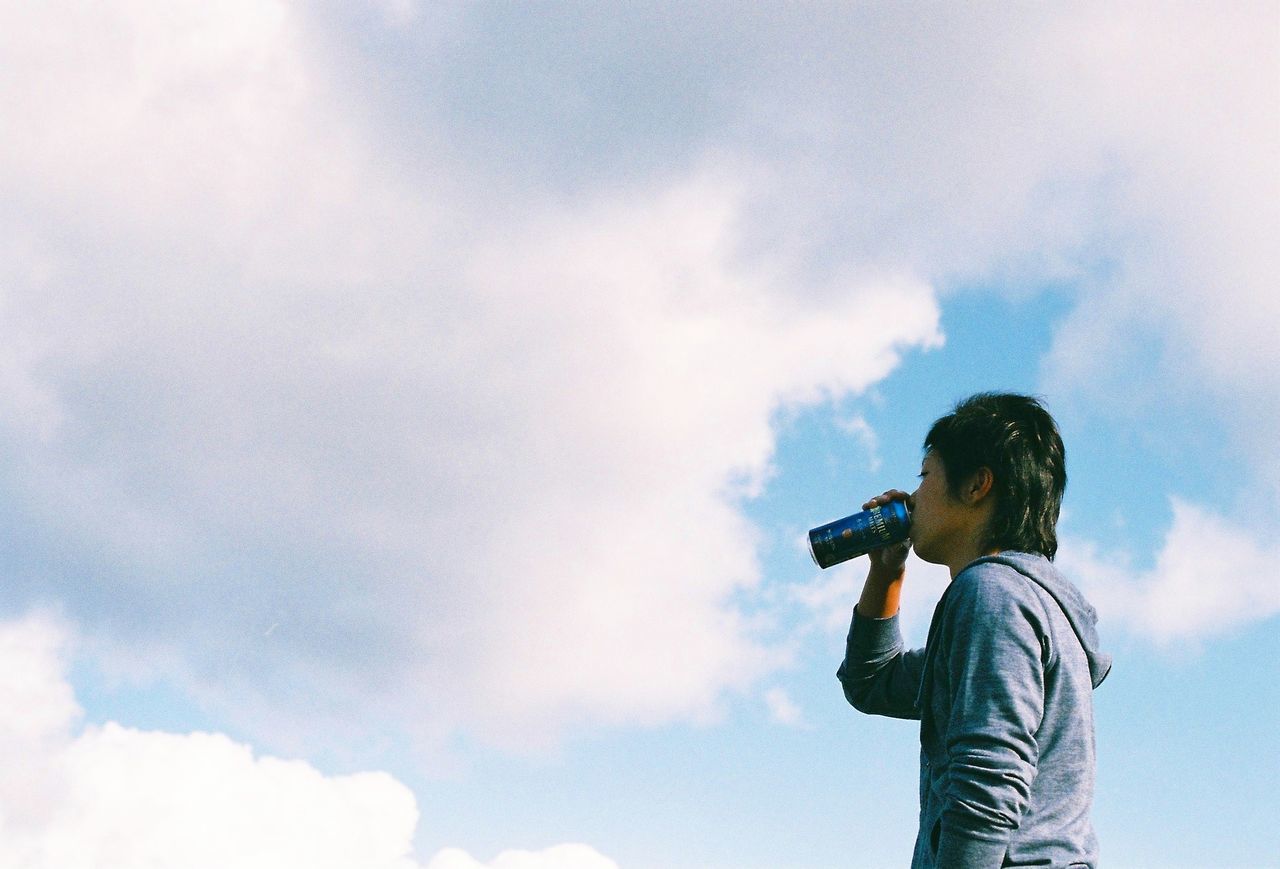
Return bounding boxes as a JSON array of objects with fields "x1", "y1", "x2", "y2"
[{"x1": 0, "y1": 2, "x2": 1277, "y2": 868}]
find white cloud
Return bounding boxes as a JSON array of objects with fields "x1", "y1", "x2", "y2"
[
  {"x1": 0, "y1": 612, "x2": 83, "y2": 833},
  {"x1": 0, "y1": 614, "x2": 617, "y2": 869},
  {"x1": 1034, "y1": 2, "x2": 1280, "y2": 489},
  {"x1": 425, "y1": 846, "x2": 618, "y2": 869},
  {"x1": 763, "y1": 686, "x2": 804, "y2": 727},
  {"x1": 0, "y1": 0, "x2": 944, "y2": 754},
  {"x1": 39, "y1": 726, "x2": 422, "y2": 869},
  {"x1": 1, "y1": 0, "x2": 1275, "y2": 758},
  {"x1": 1060, "y1": 498, "x2": 1280, "y2": 647},
  {"x1": 0, "y1": 614, "x2": 416, "y2": 869},
  {"x1": 838, "y1": 415, "x2": 881, "y2": 473}
]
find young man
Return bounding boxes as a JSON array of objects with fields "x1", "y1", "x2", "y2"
[{"x1": 838, "y1": 393, "x2": 1111, "y2": 868}]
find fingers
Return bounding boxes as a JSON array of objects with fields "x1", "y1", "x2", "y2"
[
  {"x1": 861, "y1": 489, "x2": 912, "y2": 511},
  {"x1": 868, "y1": 537, "x2": 911, "y2": 574}
]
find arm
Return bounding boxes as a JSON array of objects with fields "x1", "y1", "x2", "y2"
[
  {"x1": 853, "y1": 487, "x2": 913, "y2": 618},
  {"x1": 857, "y1": 542, "x2": 906, "y2": 619},
  {"x1": 837, "y1": 490, "x2": 922, "y2": 718},
  {"x1": 837, "y1": 607, "x2": 925, "y2": 720},
  {"x1": 934, "y1": 568, "x2": 1048, "y2": 867}
]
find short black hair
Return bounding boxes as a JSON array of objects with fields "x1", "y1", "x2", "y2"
[{"x1": 924, "y1": 392, "x2": 1067, "y2": 560}]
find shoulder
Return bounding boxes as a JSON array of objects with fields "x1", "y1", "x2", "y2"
[
  {"x1": 935, "y1": 559, "x2": 1054, "y2": 665},
  {"x1": 951, "y1": 559, "x2": 1038, "y2": 603},
  {"x1": 944, "y1": 559, "x2": 1047, "y2": 627}
]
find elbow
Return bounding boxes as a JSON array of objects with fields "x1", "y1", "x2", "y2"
[
  {"x1": 836, "y1": 668, "x2": 876, "y2": 714},
  {"x1": 841, "y1": 685, "x2": 866, "y2": 713},
  {"x1": 944, "y1": 749, "x2": 1036, "y2": 834}
]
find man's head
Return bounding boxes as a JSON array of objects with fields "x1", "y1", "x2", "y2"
[{"x1": 922, "y1": 392, "x2": 1067, "y2": 560}]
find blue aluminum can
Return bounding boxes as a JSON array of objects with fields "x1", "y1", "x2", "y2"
[{"x1": 808, "y1": 500, "x2": 911, "y2": 569}]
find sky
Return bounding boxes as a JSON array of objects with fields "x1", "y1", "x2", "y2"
[{"x1": 0, "y1": 1, "x2": 1277, "y2": 867}]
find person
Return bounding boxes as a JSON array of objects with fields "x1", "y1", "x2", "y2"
[{"x1": 837, "y1": 393, "x2": 1111, "y2": 868}]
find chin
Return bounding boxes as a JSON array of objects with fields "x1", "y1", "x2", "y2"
[{"x1": 912, "y1": 541, "x2": 943, "y2": 566}]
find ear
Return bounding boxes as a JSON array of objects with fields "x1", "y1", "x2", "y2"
[{"x1": 964, "y1": 467, "x2": 995, "y2": 504}]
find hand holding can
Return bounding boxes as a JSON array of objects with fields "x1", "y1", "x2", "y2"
[{"x1": 808, "y1": 497, "x2": 912, "y2": 569}]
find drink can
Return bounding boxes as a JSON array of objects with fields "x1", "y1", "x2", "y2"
[{"x1": 808, "y1": 500, "x2": 911, "y2": 569}]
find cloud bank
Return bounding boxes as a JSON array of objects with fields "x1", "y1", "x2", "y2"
[
  {"x1": 0, "y1": 0, "x2": 1274, "y2": 758},
  {"x1": 1062, "y1": 498, "x2": 1280, "y2": 647},
  {"x1": 425, "y1": 846, "x2": 618, "y2": 869},
  {"x1": 0, "y1": 614, "x2": 616, "y2": 869},
  {"x1": 0, "y1": 0, "x2": 942, "y2": 752}
]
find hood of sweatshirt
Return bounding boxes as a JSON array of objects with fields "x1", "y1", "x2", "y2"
[{"x1": 970, "y1": 551, "x2": 1113, "y2": 688}]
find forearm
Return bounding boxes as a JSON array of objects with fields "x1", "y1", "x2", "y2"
[
  {"x1": 933, "y1": 826, "x2": 1011, "y2": 869},
  {"x1": 857, "y1": 563, "x2": 905, "y2": 619}
]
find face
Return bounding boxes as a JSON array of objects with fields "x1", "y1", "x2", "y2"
[{"x1": 909, "y1": 451, "x2": 968, "y2": 566}]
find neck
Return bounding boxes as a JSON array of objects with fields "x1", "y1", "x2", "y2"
[
  {"x1": 947, "y1": 543, "x2": 1002, "y2": 579},
  {"x1": 945, "y1": 510, "x2": 999, "y2": 579}
]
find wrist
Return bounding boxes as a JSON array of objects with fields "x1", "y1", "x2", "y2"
[{"x1": 866, "y1": 562, "x2": 906, "y2": 586}]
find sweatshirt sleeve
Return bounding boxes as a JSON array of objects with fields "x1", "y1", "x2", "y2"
[
  {"x1": 836, "y1": 607, "x2": 925, "y2": 720},
  {"x1": 935, "y1": 567, "x2": 1048, "y2": 867}
]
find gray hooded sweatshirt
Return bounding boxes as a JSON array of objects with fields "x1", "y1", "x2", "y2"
[{"x1": 838, "y1": 552, "x2": 1111, "y2": 868}]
